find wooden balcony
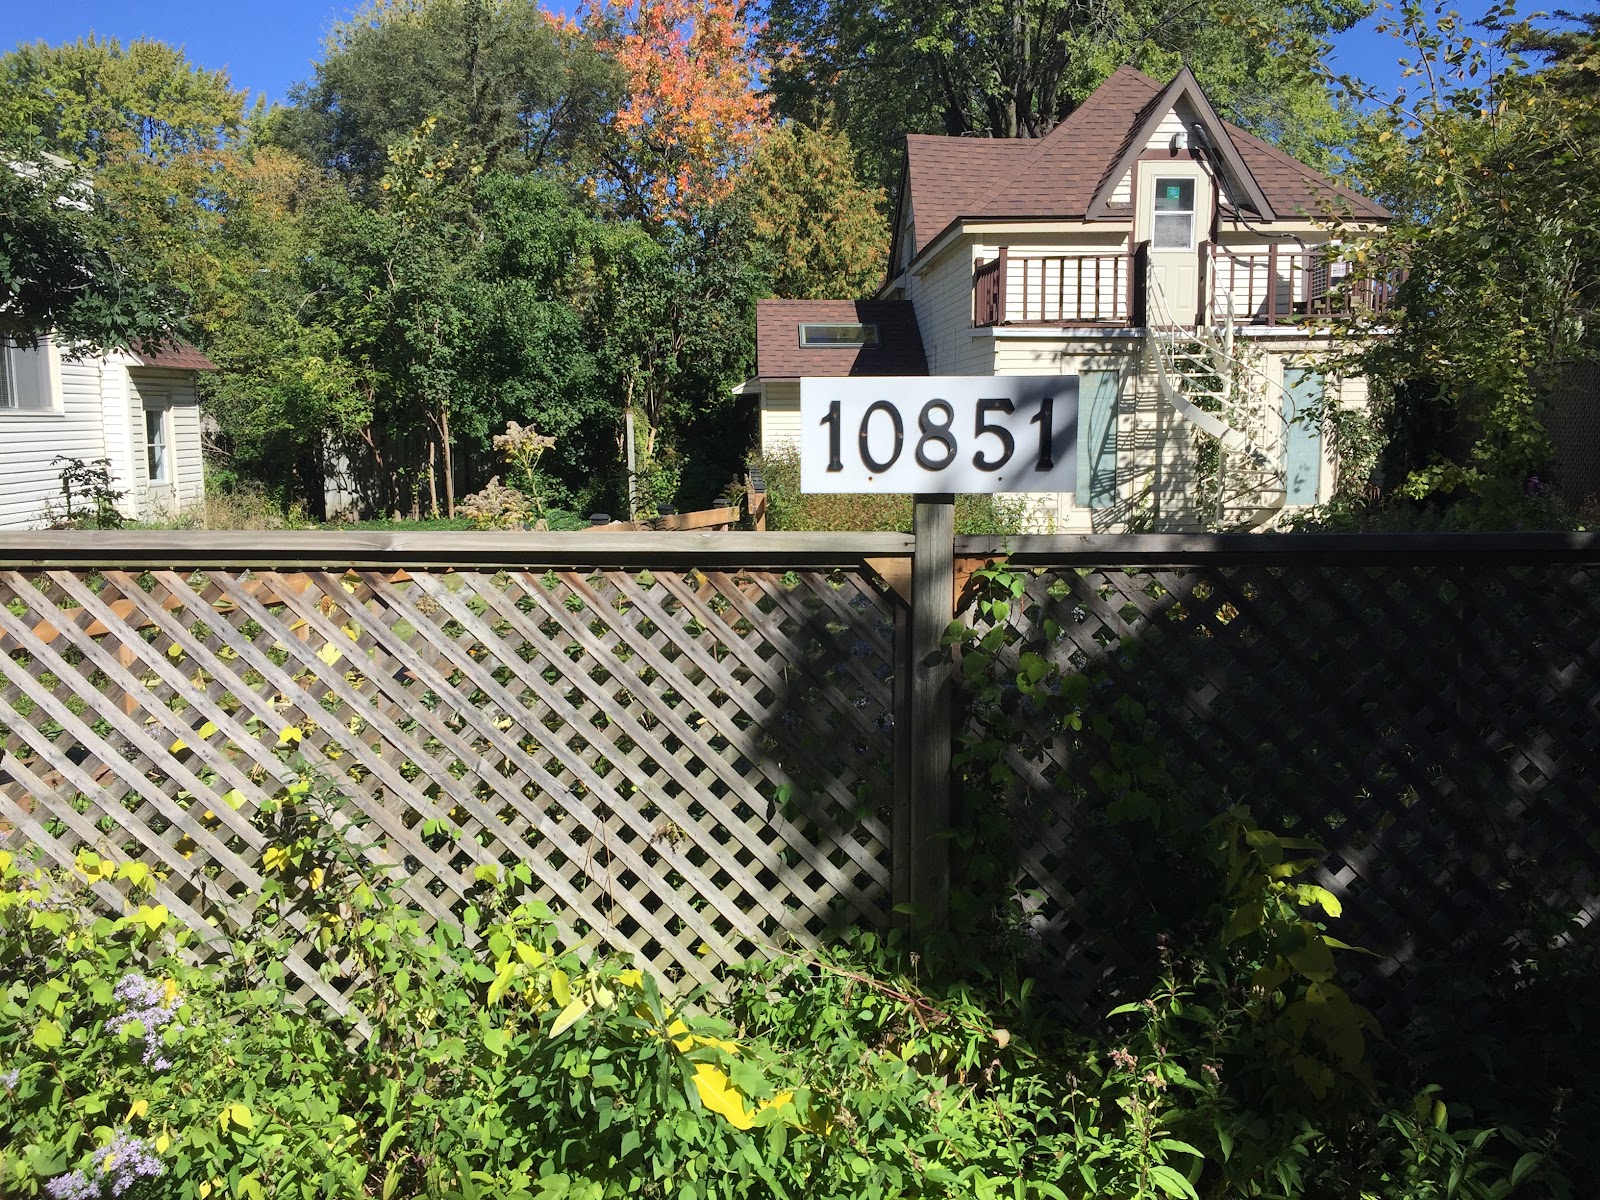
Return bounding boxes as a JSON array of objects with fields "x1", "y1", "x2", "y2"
[
  {"x1": 1208, "y1": 244, "x2": 1403, "y2": 326},
  {"x1": 974, "y1": 246, "x2": 1139, "y2": 327},
  {"x1": 973, "y1": 242, "x2": 1402, "y2": 331}
]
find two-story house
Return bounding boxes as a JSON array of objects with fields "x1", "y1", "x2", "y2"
[{"x1": 749, "y1": 65, "x2": 1396, "y2": 530}]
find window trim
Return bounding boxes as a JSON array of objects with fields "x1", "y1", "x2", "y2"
[
  {"x1": 1151, "y1": 176, "x2": 1197, "y2": 252},
  {"x1": 798, "y1": 323, "x2": 879, "y2": 349},
  {"x1": 144, "y1": 402, "x2": 171, "y2": 484},
  {"x1": 0, "y1": 341, "x2": 60, "y2": 415}
]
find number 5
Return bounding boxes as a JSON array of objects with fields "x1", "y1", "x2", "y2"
[{"x1": 973, "y1": 398, "x2": 1015, "y2": 472}]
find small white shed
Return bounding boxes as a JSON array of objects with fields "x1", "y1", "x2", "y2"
[{"x1": 0, "y1": 337, "x2": 213, "y2": 529}]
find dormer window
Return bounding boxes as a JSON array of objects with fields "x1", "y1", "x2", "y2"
[
  {"x1": 1152, "y1": 178, "x2": 1195, "y2": 250},
  {"x1": 799, "y1": 323, "x2": 879, "y2": 348}
]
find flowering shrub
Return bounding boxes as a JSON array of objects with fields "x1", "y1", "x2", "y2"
[{"x1": 0, "y1": 705, "x2": 1577, "y2": 1198}]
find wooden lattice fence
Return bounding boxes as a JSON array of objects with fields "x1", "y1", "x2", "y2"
[
  {"x1": 958, "y1": 537, "x2": 1600, "y2": 1028},
  {"x1": 2, "y1": 531, "x2": 1599, "y2": 1031},
  {"x1": 0, "y1": 534, "x2": 910, "y2": 1011}
]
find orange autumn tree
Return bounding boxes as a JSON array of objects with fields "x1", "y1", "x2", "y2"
[{"x1": 584, "y1": 0, "x2": 770, "y2": 223}]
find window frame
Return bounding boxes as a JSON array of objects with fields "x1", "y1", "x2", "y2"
[
  {"x1": 144, "y1": 403, "x2": 171, "y2": 484},
  {"x1": 1151, "y1": 176, "x2": 1197, "y2": 252},
  {"x1": 798, "y1": 323, "x2": 880, "y2": 349},
  {"x1": 0, "y1": 341, "x2": 58, "y2": 414}
]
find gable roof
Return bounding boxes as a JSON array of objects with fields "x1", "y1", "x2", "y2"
[
  {"x1": 756, "y1": 300, "x2": 927, "y2": 379},
  {"x1": 1083, "y1": 66, "x2": 1274, "y2": 220},
  {"x1": 898, "y1": 66, "x2": 1390, "y2": 259}
]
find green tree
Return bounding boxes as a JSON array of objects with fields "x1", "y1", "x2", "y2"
[
  {"x1": 738, "y1": 120, "x2": 888, "y2": 299},
  {"x1": 0, "y1": 152, "x2": 186, "y2": 351},
  {"x1": 274, "y1": 0, "x2": 620, "y2": 191},
  {"x1": 1332, "y1": 3, "x2": 1600, "y2": 522},
  {"x1": 0, "y1": 35, "x2": 250, "y2": 166},
  {"x1": 762, "y1": 0, "x2": 1366, "y2": 195}
]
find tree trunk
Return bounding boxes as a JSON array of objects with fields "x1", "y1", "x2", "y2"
[
  {"x1": 623, "y1": 376, "x2": 638, "y2": 521},
  {"x1": 440, "y1": 406, "x2": 456, "y2": 517},
  {"x1": 427, "y1": 436, "x2": 440, "y2": 520}
]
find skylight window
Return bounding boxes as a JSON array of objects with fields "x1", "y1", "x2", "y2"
[{"x1": 799, "y1": 323, "x2": 879, "y2": 348}]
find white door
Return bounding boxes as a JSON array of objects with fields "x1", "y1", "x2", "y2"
[{"x1": 1139, "y1": 170, "x2": 1207, "y2": 326}]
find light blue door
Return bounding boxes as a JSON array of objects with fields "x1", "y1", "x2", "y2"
[
  {"x1": 1283, "y1": 368, "x2": 1324, "y2": 505},
  {"x1": 1076, "y1": 370, "x2": 1119, "y2": 509}
]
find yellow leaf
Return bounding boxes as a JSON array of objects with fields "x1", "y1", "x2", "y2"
[
  {"x1": 692, "y1": 1063, "x2": 755, "y2": 1130},
  {"x1": 0, "y1": 850, "x2": 11, "y2": 873},
  {"x1": 229, "y1": 1103, "x2": 254, "y2": 1130},
  {"x1": 199, "y1": 1183, "x2": 212, "y2": 1199},
  {"x1": 549, "y1": 998, "x2": 589, "y2": 1037},
  {"x1": 197, "y1": 721, "x2": 219, "y2": 739},
  {"x1": 277, "y1": 726, "x2": 304, "y2": 747},
  {"x1": 133, "y1": 904, "x2": 168, "y2": 932},
  {"x1": 550, "y1": 969, "x2": 572, "y2": 1007},
  {"x1": 163, "y1": 979, "x2": 180, "y2": 1004},
  {"x1": 121, "y1": 862, "x2": 150, "y2": 887},
  {"x1": 263, "y1": 847, "x2": 290, "y2": 873},
  {"x1": 126, "y1": 1098, "x2": 149, "y2": 1121},
  {"x1": 169, "y1": 737, "x2": 189, "y2": 753},
  {"x1": 617, "y1": 969, "x2": 643, "y2": 990},
  {"x1": 220, "y1": 789, "x2": 246, "y2": 810},
  {"x1": 317, "y1": 642, "x2": 343, "y2": 666},
  {"x1": 166, "y1": 644, "x2": 186, "y2": 661},
  {"x1": 155, "y1": 1132, "x2": 170, "y2": 1154},
  {"x1": 308, "y1": 868, "x2": 324, "y2": 889}
]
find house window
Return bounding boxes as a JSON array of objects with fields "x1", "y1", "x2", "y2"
[
  {"x1": 798, "y1": 323, "x2": 879, "y2": 348},
  {"x1": 145, "y1": 407, "x2": 169, "y2": 483},
  {"x1": 1152, "y1": 178, "x2": 1196, "y2": 250},
  {"x1": 0, "y1": 343, "x2": 54, "y2": 411}
]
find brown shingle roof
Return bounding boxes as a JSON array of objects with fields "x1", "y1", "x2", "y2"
[
  {"x1": 903, "y1": 66, "x2": 1389, "y2": 256},
  {"x1": 756, "y1": 300, "x2": 927, "y2": 378},
  {"x1": 131, "y1": 339, "x2": 216, "y2": 371}
]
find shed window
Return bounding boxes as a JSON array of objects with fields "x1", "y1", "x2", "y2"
[
  {"x1": 799, "y1": 323, "x2": 879, "y2": 348},
  {"x1": 145, "y1": 407, "x2": 169, "y2": 482},
  {"x1": 0, "y1": 343, "x2": 54, "y2": 411},
  {"x1": 1152, "y1": 177, "x2": 1195, "y2": 250}
]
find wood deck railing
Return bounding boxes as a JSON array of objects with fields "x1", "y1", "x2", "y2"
[
  {"x1": 1209, "y1": 244, "x2": 1404, "y2": 326},
  {"x1": 973, "y1": 246, "x2": 1136, "y2": 326}
]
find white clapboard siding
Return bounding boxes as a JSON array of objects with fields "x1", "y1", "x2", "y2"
[
  {"x1": 127, "y1": 368, "x2": 205, "y2": 519},
  {"x1": 0, "y1": 343, "x2": 108, "y2": 530}
]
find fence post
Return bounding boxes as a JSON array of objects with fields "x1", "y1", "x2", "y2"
[{"x1": 896, "y1": 493, "x2": 954, "y2": 927}]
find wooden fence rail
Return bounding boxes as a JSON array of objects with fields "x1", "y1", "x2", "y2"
[{"x1": 3, "y1": 530, "x2": 1599, "y2": 1027}]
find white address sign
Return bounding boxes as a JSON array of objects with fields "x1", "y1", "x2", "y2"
[{"x1": 799, "y1": 376, "x2": 1079, "y2": 494}]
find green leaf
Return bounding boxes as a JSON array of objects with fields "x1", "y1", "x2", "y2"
[
  {"x1": 1155, "y1": 1139, "x2": 1205, "y2": 1158},
  {"x1": 1147, "y1": 1163, "x2": 1199, "y2": 1200},
  {"x1": 33, "y1": 1018, "x2": 64, "y2": 1050}
]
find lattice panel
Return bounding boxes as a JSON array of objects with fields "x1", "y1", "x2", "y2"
[
  {"x1": 966, "y1": 562, "x2": 1600, "y2": 1027},
  {"x1": 0, "y1": 568, "x2": 896, "y2": 1009}
]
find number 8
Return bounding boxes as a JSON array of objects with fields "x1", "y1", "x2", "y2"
[{"x1": 916, "y1": 400, "x2": 958, "y2": 470}]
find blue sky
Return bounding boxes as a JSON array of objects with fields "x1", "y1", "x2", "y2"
[{"x1": 1, "y1": 0, "x2": 1587, "y2": 111}]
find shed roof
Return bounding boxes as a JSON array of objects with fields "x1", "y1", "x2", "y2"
[
  {"x1": 130, "y1": 339, "x2": 216, "y2": 371},
  {"x1": 756, "y1": 300, "x2": 928, "y2": 379}
]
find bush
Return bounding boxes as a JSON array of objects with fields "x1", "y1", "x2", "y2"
[{"x1": 752, "y1": 448, "x2": 1029, "y2": 534}]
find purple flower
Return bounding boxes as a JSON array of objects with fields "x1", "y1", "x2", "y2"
[
  {"x1": 113, "y1": 974, "x2": 181, "y2": 1071},
  {"x1": 94, "y1": 1130, "x2": 165, "y2": 1196},
  {"x1": 1, "y1": 1067, "x2": 19, "y2": 1091},
  {"x1": 45, "y1": 1171, "x2": 98, "y2": 1200}
]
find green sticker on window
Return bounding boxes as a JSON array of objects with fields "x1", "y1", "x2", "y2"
[{"x1": 1166, "y1": 185, "x2": 1182, "y2": 200}]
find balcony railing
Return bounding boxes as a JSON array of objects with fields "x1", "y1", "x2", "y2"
[
  {"x1": 973, "y1": 242, "x2": 1402, "y2": 330},
  {"x1": 1208, "y1": 244, "x2": 1403, "y2": 326},
  {"x1": 974, "y1": 246, "x2": 1137, "y2": 327}
]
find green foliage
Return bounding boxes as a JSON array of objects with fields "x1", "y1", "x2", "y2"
[
  {"x1": 0, "y1": 149, "x2": 186, "y2": 352},
  {"x1": 761, "y1": 0, "x2": 1365, "y2": 195},
  {"x1": 271, "y1": 0, "x2": 621, "y2": 190},
  {"x1": 737, "y1": 120, "x2": 889, "y2": 300},
  {"x1": 1328, "y1": 4, "x2": 1600, "y2": 526},
  {"x1": 752, "y1": 447, "x2": 1028, "y2": 534},
  {"x1": 41, "y1": 457, "x2": 127, "y2": 530}
]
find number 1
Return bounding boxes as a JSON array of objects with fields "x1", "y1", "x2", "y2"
[
  {"x1": 821, "y1": 400, "x2": 842, "y2": 471},
  {"x1": 1030, "y1": 397, "x2": 1055, "y2": 471}
]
